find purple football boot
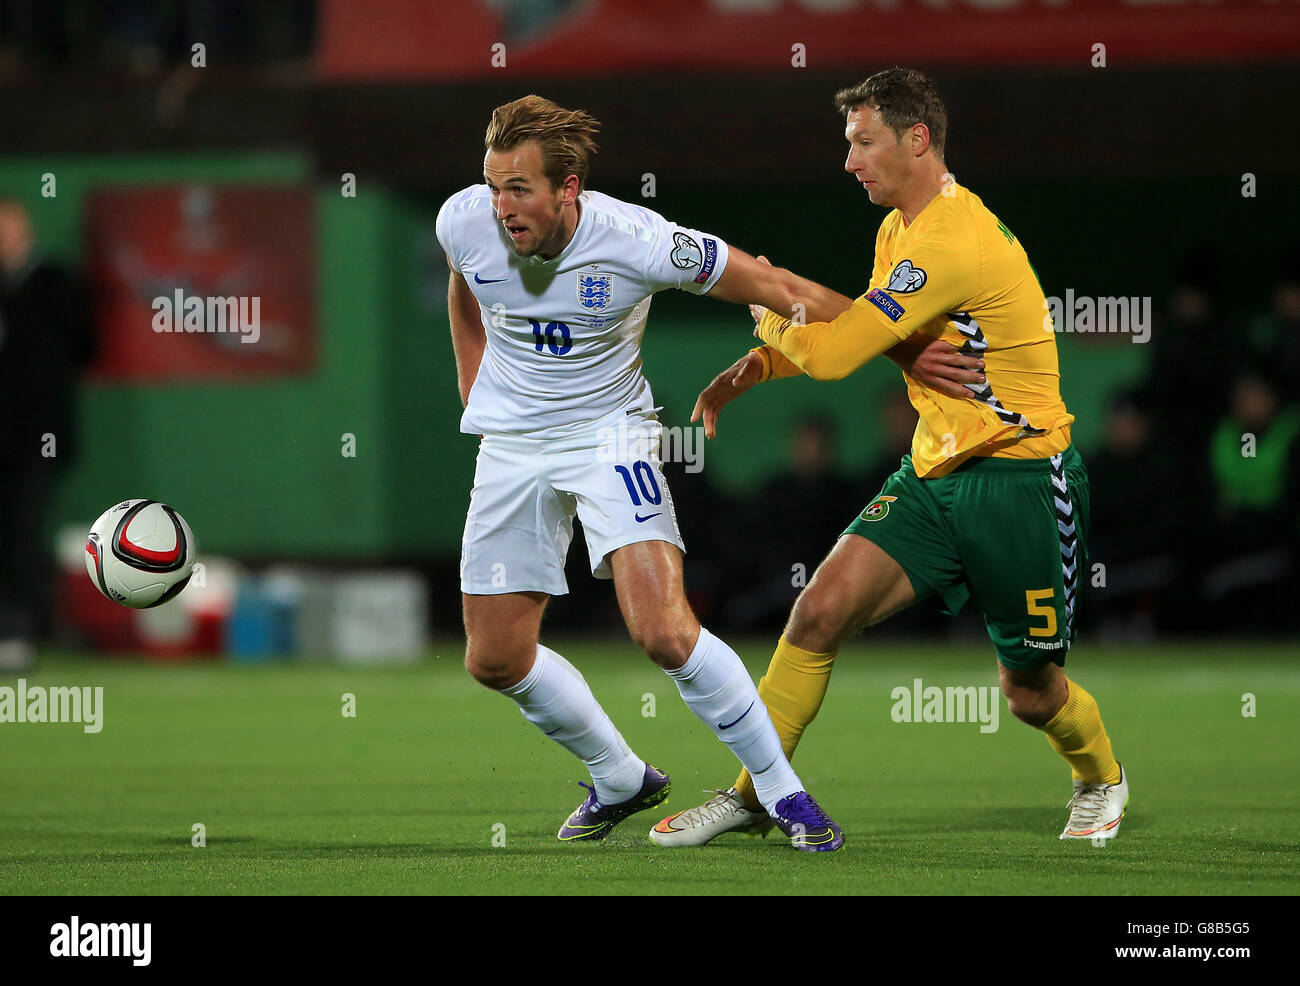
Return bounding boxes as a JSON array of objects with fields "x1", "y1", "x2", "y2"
[
  {"x1": 771, "y1": 791, "x2": 844, "y2": 852},
  {"x1": 557, "y1": 764, "x2": 671, "y2": 842}
]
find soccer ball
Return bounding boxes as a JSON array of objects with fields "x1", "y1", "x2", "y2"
[{"x1": 85, "y1": 499, "x2": 197, "y2": 609}]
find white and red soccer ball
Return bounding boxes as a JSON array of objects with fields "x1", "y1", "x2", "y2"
[{"x1": 85, "y1": 499, "x2": 197, "y2": 609}]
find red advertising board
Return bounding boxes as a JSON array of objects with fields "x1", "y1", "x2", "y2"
[
  {"x1": 86, "y1": 186, "x2": 315, "y2": 381},
  {"x1": 319, "y1": 0, "x2": 1300, "y2": 80}
]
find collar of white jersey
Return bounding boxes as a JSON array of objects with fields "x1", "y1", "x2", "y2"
[{"x1": 525, "y1": 193, "x2": 590, "y2": 267}]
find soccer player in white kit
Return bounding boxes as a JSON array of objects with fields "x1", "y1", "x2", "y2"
[{"x1": 437, "y1": 95, "x2": 968, "y2": 850}]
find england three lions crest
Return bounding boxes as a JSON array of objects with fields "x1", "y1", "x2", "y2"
[{"x1": 577, "y1": 272, "x2": 613, "y2": 312}]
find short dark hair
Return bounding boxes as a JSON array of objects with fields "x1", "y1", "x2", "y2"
[{"x1": 834, "y1": 68, "x2": 947, "y2": 159}]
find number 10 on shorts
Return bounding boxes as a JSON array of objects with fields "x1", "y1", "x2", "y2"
[{"x1": 614, "y1": 462, "x2": 661, "y2": 506}]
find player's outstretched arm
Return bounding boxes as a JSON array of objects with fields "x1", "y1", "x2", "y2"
[
  {"x1": 691, "y1": 333, "x2": 982, "y2": 439},
  {"x1": 708, "y1": 246, "x2": 852, "y2": 322},
  {"x1": 753, "y1": 301, "x2": 900, "y2": 381},
  {"x1": 693, "y1": 252, "x2": 984, "y2": 437},
  {"x1": 447, "y1": 258, "x2": 486, "y2": 408},
  {"x1": 690, "y1": 350, "x2": 766, "y2": 440},
  {"x1": 724, "y1": 254, "x2": 984, "y2": 396},
  {"x1": 744, "y1": 334, "x2": 984, "y2": 397}
]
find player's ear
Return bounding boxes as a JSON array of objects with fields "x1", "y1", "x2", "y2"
[
  {"x1": 560, "y1": 173, "x2": 581, "y2": 205},
  {"x1": 911, "y1": 123, "x2": 931, "y2": 158}
]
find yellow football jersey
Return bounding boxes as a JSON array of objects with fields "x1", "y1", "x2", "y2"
[{"x1": 756, "y1": 182, "x2": 1073, "y2": 478}]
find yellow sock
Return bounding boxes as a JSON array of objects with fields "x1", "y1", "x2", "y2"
[
  {"x1": 733, "y1": 636, "x2": 837, "y2": 810},
  {"x1": 1041, "y1": 678, "x2": 1121, "y2": 785}
]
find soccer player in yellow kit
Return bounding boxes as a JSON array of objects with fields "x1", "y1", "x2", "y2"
[{"x1": 651, "y1": 68, "x2": 1128, "y2": 848}]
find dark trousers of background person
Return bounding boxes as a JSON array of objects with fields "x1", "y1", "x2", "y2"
[{"x1": 0, "y1": 454, "x2": 59, "y2": 644}]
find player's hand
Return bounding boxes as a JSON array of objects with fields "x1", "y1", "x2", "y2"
[
  {"x1": 691, "y1": 351, "x2": 765, "y2": 440},
  {"x1": 890, "y1": 334, "x2": 985, "y2": 399}
]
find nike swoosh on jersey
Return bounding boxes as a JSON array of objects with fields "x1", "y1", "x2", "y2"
[
  {"x1": 634, "y1": 512, "x2": 662, "y2": 523},
  {"x1": 473, "y1": 273, "x2": 508, "y2": 284},
  {"x1": 718, "y1": 700, "x2": 755, "y2": 730}
]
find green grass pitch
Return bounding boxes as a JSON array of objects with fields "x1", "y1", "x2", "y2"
[{"x1": 2, "y1": 640, "x2": 1296, "y2": 895}]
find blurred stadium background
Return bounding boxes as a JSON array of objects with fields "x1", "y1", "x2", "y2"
[
  {"x1": 2, "y1": 0, "x2": 1299, "y2": 902},
  {"x1": 1, "y1": 0, "x2": 1296, "y2": 664}
]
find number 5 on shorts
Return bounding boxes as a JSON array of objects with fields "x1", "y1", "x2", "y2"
[{"x1": 1025, "y1": 588, "x2": 1057, "y2": 637}]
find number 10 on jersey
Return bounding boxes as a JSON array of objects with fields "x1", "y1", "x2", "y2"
[{"x1": 529, "y1": 318, "x2": 572, "y2": 355}]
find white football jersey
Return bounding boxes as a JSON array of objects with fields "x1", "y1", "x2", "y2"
[{"x1": 436, "y1": 185, "x2": 730, "y2": 438}]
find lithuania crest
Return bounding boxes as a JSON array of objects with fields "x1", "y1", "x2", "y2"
[{"x1": 861, "y1": 495, "x2": 898, "y2": 522}]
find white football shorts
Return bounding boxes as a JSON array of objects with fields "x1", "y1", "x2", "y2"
[{"x1": 460, "y1": 408, "x2": 685, "y2": 595}]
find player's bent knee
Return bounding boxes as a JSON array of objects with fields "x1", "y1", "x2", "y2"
[
  {"x1": 786, "y1": 588, "x2": 852, "y2": 653},
  {"x1": 1000, "y1": 663, "x2": 1064, "y2": 727},
  {"x1": 464, "y1": 644, "x2": 533, "y2": 691},
  {"x1": 1003, "y1": 685, "x2": 1054, "y2": 727},
  {"x1": 627, "y1": 621, "x2": 694, "y2": 670}
]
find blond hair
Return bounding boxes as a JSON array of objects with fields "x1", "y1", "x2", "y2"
[{"x1": 485, "y1": 95, "x2": 600, "y2": 189}]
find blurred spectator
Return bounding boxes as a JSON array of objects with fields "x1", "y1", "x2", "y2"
[
  {"x1": 1201, "y1": 370, "x2": 1300, "y2": 632},
  {"x1": 723, "y1": 413, "x2": 861, "y2": 630},
  {"x1": 1246, "y1": 267, "x2": 1300, "y2": 383},
  {"x1": 1139, "y1": 252, "x2": 1237, "y2": 446},
  {"x1": 0, "y1": 197, "x2": 96, "y2": 669},
  {"x1": 1084, "y1": 390, "x2": 1201, "y2": 639}
]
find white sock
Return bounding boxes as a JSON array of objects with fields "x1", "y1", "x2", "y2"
[
  {"x1": 665, "y1": 627, "x2": 802, "y2": 814},
  {"x1": 501, "y1": 644, "x2": 645, "y2": 805}
]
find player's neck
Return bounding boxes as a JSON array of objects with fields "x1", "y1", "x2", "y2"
[
  {"x1": 538, "y1": 198, "x2": 582, "y2": 261},
  {"x1": 898, "y1": 161, "x2": 950, "y2": 227}
]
